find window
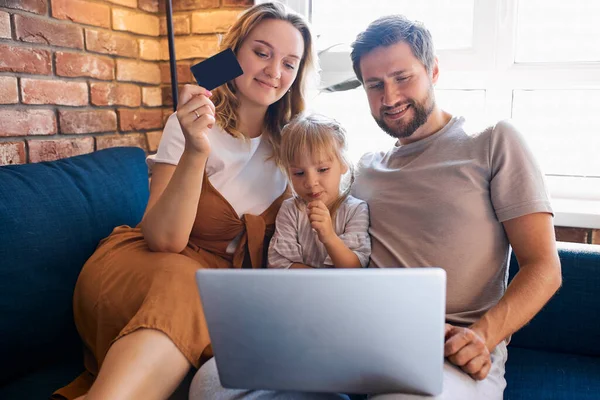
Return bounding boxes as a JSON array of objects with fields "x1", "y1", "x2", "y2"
[{"x1": 277, "y1": 0, "x2": 600, "y2": 228}]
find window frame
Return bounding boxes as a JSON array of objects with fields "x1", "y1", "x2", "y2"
[{"x1": 285, "y1": 0, "x2": 600, "y2": 228}]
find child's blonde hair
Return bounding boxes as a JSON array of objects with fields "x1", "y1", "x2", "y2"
[{"x1": 280, "y1": 113, "x2": 354, "y2": 216}]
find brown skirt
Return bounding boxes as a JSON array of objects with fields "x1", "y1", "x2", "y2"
[{"x1": 52, "y1": 226, "x2": 228, "y2": 399}]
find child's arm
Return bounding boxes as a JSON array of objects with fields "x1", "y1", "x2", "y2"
[
  {"x1": 268, "y1": 201, "x2": 306, "y2": 268},
  {"x1": 290, "y1": 263, "x2": 314, "y2": 269},
  {"x1": 323, "y1": 236, "x2": 362, "y2": 268},
  {"x1": 308, "y1": 200, "x2": 370, "y2": 268}
]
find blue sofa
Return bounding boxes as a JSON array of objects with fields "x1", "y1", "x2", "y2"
[
  {"x1": 0, "y1": 147, "x2": 149, "y2": 399},
  {"x1": 0, "y1": 147, "x2": 598, "y2": 399}
]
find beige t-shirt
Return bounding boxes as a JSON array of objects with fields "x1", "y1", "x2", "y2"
[{"x1": 352, "y1": 116, "x2": 553, "y2": 325}]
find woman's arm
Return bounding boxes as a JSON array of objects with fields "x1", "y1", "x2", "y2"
[
  {"x1": 140, "y1": 154, "x2": 207, "y2": 253},
  {"x1": 140, "y1": 85, "x2": 215, "y2": 253}
]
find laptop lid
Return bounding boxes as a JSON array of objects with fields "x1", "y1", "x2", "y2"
[{"x1": 195, "y1": 268, "x2": 446, "y2": 396}]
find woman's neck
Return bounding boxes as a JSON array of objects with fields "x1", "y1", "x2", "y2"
[{"x1": 237, "y1": 102, "x2": 268, "y2": 138}]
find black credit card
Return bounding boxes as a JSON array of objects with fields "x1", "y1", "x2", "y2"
[{"x1": 190, "y1": 48, "x2": 244, "y2": 91}]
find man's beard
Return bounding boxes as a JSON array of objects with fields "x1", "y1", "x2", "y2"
[{"x1": 373, "y1": 87, "x2": 435, "y2": 140}]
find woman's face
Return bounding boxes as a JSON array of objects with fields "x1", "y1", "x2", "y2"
[{"x1": 234, "y1": 19, "x2": 305, "y2": 109}]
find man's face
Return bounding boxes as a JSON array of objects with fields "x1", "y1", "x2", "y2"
[{"x1": 359, "y1": 41, "x2": 438, "y2": 142}]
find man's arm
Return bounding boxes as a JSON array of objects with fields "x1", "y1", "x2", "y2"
[
  {"x1": 470, "y1": 212, "x2": 562, "y2": 349},
  {"x1": 445, "y1": 212, "x2": 562, "y2": 380}
]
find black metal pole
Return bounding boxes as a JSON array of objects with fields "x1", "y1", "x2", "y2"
[{"x1": 166, "y1": 0, "x2": 179, "y2": 111}]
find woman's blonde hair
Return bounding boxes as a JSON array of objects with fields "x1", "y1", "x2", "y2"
[
  {"x1": 280, "y1": 113, "x2": 354, "y2": 216},
  {"x1": 211, "y1": 2, "x2": 318, "y2": 162}
]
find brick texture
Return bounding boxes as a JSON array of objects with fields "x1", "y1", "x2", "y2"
[
  {"x1": 15, "y1": 14, "x2": 84, "y2": 49},
  {"x1": 0, "y1": 11, "x2": 10, "y2": 39},
  {"x1": 117, "y1": 59, "x2": 161, "y2": 84},
  {"x1": 142, "y1": 87, "x2": 162, "y2": 107},
  {"x1": 28, "y1": 138, "x2": 94, "y2": 163},
  {"x1": 113, "y1": 8, "x2": 160, "y2": 36},
  {"x1": 0, "y1": 142, "x2": 26, "y2": 165},
  {"x1": 592, "y1": 230, "x2": 600, "y2": 245},
  {"x1": 139, "y1": 38, "x2": 163, "y2": 61},
  {"x1": 96, "y1": 133, "x2": 148, "y2": 151},
  {"x1": 21, "y1": 78, "x2": 88, "y2": 106},
  {"x1": 555, "y1": 227, "x2": 590, "y2": 244},
  {"x1": 1, "y1": 0, "x2": 48, "y2": 15},
  {"x1": 173, "y1": 35, "x2": 219, "y2": 60},
  {"x1": 0, "y1": 44, "x2": 52, "y2": 75},
  {"x1": 162, "y1": 108, "x2": 174, "y2": 124},
  {"x1": 139, "y1": 0, "x2": 159, "y2": 13},
  {"x1": 0, "y1": 0, "x2": 249, "y2": 164},
  {"x1": 192, "y1": 10, "x2": 241, "y2": 33},
  {"x1": 160, "y1": 61, "x2": 194, "y2": 84},
  {"x1": 55, "y1": 52, "x2": 115, "y2": 80},
  {"x1": 0, "y1": 109, "x2": 57, "y2": 136},
  {"x1": 52, "y1": 0, "x2": 111, "y2": 29},
  {"x1": 106, "y1": 0, "x2": 137, "y2": 7},
  {"x1": 160, "y1": 14, "x2": 191, "y2": 36},
  {"x1": 119, "y1": 109, "x2": 163, "y2": 131},
  {"x1": 222, "y1": 0, "x2": 253, "y2": 6},
  {"x1": 172, "y1": 0, "x2": 220, "y2": 11},
  {"x1": 59, "y1": 110, "x2": 118, "y2": 134},
  {"x1": 91, "y1": 82, "x2": 141, "y2": 107},
  {"x1": 161, "y1": 84, "x2": 185, "y2": 107},
  {"x1": 146, "y1": 130, "x2": 162, "y2": 152},
  {"x1": 0, "y1": 76, "x2": 19, "y2": 104},
  {"x1": 85, "y1": 29, "x2": 138, "y2": 58}
]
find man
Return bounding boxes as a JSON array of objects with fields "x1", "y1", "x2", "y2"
[{"x1": 350, "y1": 15, "x2": 562, "y2": 399}]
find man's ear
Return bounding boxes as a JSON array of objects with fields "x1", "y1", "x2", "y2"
[{"x1": 431, "y1": 56, "x2": 440, "y2": 84}]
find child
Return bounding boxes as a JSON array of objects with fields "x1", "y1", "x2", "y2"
[{"x1": 268, "y1": 113, "x2": 371, "y2": 269}]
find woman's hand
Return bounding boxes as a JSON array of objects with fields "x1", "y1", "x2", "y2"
[
  {"x1": 307, "y1": 200, "x2": 336, "y2": 244},
  {"x1": 176, "y1": 84, "x2": 216, "y2": 156}
]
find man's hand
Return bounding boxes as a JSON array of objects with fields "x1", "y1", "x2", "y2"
[
  {"x1": 307, "y1": 200, "x2": 336, "y2": 244},
  {"x1": 444, "y1": 323, "x2": 491, "y2": 381}
]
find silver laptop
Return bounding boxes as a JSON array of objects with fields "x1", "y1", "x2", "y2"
[{"x1": 195, "y1": 268, "x2": 446, "y2": 396}]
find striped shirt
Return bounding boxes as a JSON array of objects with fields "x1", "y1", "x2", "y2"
[{"x1": 268, "y1": 195, "x2": 371, "y2": 268}]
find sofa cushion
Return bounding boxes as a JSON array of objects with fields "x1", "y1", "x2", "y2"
[
  {"x1": 0, "y1": 147, "x2": 149, "y2": 384},
  {"x1": 508, "y1": 242, "x2": 600, "y2": 357},
  {"x1": 0, "y1": 354, "x2": 83, "y2": 399},
  {"x1": 505, "y1": 346, "x2": 600, "y2": 399}
]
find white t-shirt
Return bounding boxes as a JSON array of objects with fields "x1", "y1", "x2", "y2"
[{"x1": 147, "y1": 112, "x2": 287, "y2": 218}]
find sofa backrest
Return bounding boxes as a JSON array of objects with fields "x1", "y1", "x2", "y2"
[
  {"x1": 509, "y1": 241, "x2": 600, "y2": 357},
  {"x1": 0, "y1": 147, "x2": 149, "y2": 384}
]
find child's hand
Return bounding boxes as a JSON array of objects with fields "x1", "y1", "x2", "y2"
[{"x1": 307, "y1": 200, "x2": 335, "y2": 244}]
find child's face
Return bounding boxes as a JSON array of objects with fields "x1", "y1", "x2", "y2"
[{"x1": 289, "y1": 151, "x2": 347, "y2": 208}]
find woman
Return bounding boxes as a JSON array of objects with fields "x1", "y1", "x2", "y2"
[{"x1": 52, "y1": 3, "x2": 317, "y2": 399}]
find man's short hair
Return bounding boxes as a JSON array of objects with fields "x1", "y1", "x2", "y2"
[{"x1": 350, "y1": 15, "x2": 435, "y2": 83}]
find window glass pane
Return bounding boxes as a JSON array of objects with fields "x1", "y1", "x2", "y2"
[
  {"x1": 311, "y1": 0, "x2": 474, "y2": 51},
  {"x1": 309, "y1": 89, "x2": 394, "y2": 163},
  {"x1": 512, "y1": 90, "x2": 600, "y2": 177},
  {"x1": 435, "y1": 90, "x2": 486, "y2": 126},
  {"x1": 308, "y1": 88, "x2": 486, "y2": 164},
  {"x1": 516, "y1": 0, "x2": 600, "y2": 63}
]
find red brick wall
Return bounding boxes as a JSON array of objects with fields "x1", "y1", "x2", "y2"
[
  {"x1": 1, "y1": 0, "x2": 596, "y2": 245},
  {"x1": 0, "y1": 0, "x2": 250, "y2": 165},
  {"x1": 555, "y1": 227, "x2": 600, "y2": 245}
]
